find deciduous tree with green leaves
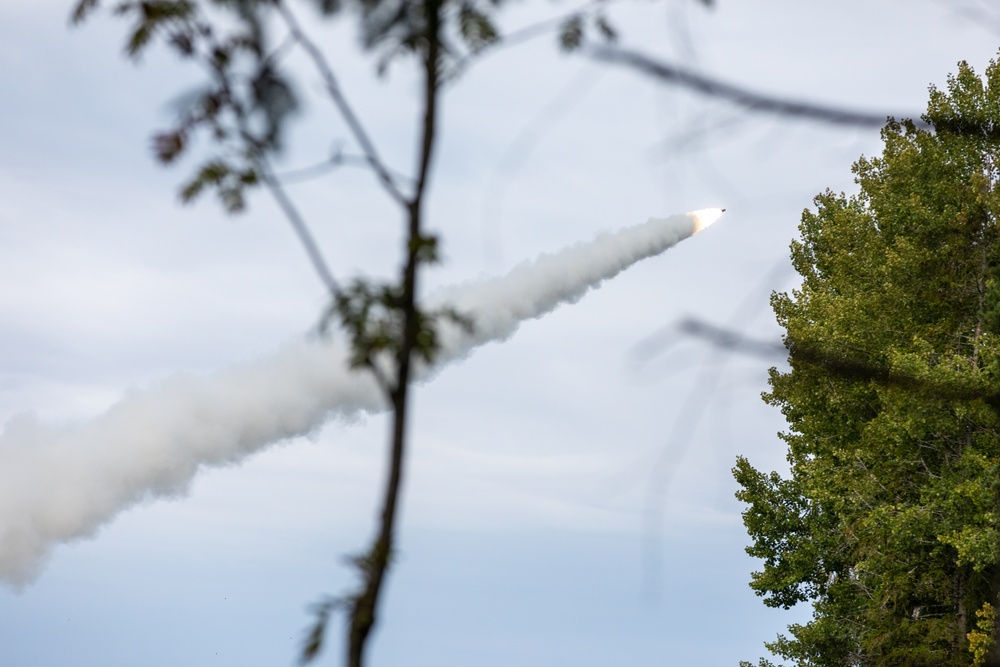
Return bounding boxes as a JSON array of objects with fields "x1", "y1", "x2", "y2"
[{"x1": 736, "y1": 58, "x2": 1000, "y2": 667}]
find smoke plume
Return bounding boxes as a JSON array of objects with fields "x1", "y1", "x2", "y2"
[{"x1": 0, "y1": 210, "x2": 721, "y2": 586}]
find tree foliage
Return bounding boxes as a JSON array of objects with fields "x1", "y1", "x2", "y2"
[{"x1": 737, "y1": 58, "x2": 1000, "y2": 667}]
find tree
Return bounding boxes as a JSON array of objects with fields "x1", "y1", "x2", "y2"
[
  {"x1": 65, "y1": 3, "x2": 988, "y2": 666},
  {"x1": 66, "y1": 1, "x2": 630, "y2": 665},
  {"x1": 736, "y1": 58, "x2": 1000, "y2": 667},
  {"x1": 68, "y1": 1, "x2": 481, "y2": 665}
]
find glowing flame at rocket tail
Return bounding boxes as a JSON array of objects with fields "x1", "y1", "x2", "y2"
[
  {"x1": 692, "y1": 208, "x2": 725, "y2": 235},
  {"x1": 0, "y1": 209, "x2": 721, "y2": 587}
]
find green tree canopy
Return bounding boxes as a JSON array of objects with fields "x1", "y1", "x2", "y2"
[{"x1": 736, "y1": 57, "x2": 1000, "y2": 667}]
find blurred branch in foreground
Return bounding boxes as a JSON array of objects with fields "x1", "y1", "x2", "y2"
[
  {"x1": 675, "y1": 317, "x2": 1000, "y2": 410},
  {"x1": 676, "y1": 317, "x2": 784, "y2": 358},
  {"x1": 590, "y1": 45, "x2": 933, "y2": 129}
]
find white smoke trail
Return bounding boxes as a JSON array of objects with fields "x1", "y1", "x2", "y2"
[{"x1": 0, "y1": 209, "x2": 721, "y2": 587}]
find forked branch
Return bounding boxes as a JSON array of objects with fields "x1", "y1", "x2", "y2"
[{"x1": 275, "y1": 1, "x2": 409, "y2": 206}]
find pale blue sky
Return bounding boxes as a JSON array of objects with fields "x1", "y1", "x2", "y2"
[{"x1": 1, "y1": 1, "x2": 999, "y2": 665}]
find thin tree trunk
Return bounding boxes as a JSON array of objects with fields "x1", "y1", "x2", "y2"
[{"x1": 345, "y1": 1, "x2": 441, "y2": 664}]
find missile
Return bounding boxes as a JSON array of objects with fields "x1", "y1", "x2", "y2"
[
  {"x1": 0, "y1": 208, "x2": 723, "y2": 587},
  {"x1": 691, "y1": 208, "x2": 725, "y2": 234}
]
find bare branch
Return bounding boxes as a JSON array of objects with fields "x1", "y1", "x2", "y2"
[
  {"x1": 676, "y1": 317, "x2": 784, "y2": 358},
  {"x1": 676, "y1": 316, "x2": 1000, "y2": 410},
  {"x1": 258, "y1": 159, "x2": 340, "y2": 294},
  {"x1": 262, "y1": 30, "x2": 297, "y2": 68},
  {"x1": 449, "y1": 0, "x2": 612, "y2": 80},
  {"x1": 275, "y1": 1, "x2": 409, "y2": 206},
  {"x1": 276, "y1": 148, "x2": 413, "y2": 186},
  {"x1": 590, "y1": 45, "x2": 933, "y2": 130}
]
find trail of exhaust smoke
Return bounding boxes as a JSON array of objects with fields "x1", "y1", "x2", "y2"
[{"x1": 0, "y1": 209, "x2": 722, "y2": 587}]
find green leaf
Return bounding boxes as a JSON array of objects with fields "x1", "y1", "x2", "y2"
[
  {"x1": 558, "y1": 15, "x2": 583, "y2": 52},
  {"x1": 179, "y1": 159, "x2": 233, "y2": 205},
  {"x1": 152, "y1": 130, "x2": 186, "y2": 163},
  {"x1": 458, "y1": 3, "x2": 499, "y2": 53},
  {"x1": 125, "y1": 22, "x2": 154, "y2": 55},
  {"x1": 299, "y1": 597, "x2": 341, "y2": 665},
  {"x1": 70, "y1": 0, "x2": 101, "y2": 25}
]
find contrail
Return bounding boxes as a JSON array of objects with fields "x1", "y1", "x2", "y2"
[{"x1": 0, "y1": 209, "x2": 723, "y2": 587}]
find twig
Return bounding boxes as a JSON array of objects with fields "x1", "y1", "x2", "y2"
[
  {"x1": 276, "y1": 150, "x2": 413, "y2": 186},
  {"x1": 676, "y1": 317, "x2": 785, "y2": 358},
  {"x1": 275, "y1": 1, "x2": 409, "y2": 206},
  {"x1": 258, "y1": 158, "x2": 340, "y2": 294}
]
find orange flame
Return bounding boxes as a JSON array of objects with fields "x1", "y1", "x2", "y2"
[{"x1": 692, "y1": 208, "x2": 725, "y2": 234}]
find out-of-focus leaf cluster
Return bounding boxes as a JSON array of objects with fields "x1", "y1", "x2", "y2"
[
  {"x1": 558, "y1": 11, "x2": 616, "y2": 52},
  {"x1": 299, "y1": 595, "x2": 344, "y2": 665},
  {"x1": 70, "y1": 0, "x2": 511, "y2": 207},
  {"x1": 178, "y1": 159, "x2": 260, "y2": 212},
  {"x1": 72, "y1": 0, "x2": 305, "y2": 213},
  {"x1": 329, "y1": 239, "x2": 473, "y2": 382}
]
